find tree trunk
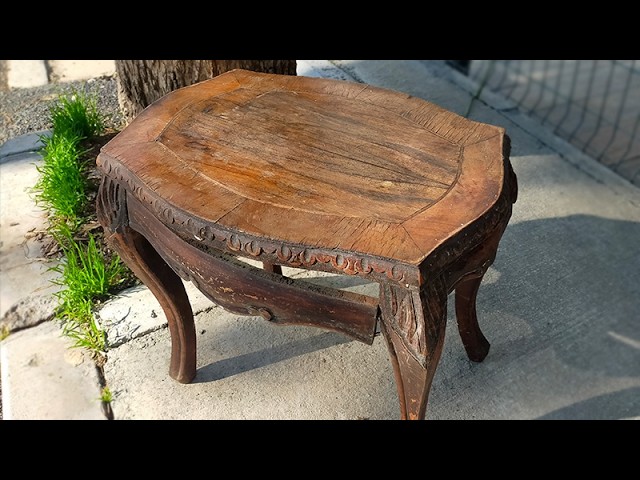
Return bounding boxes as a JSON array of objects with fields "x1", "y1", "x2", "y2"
[{"x1": 115, "y1": 60, "x2": 297, "y2": 124}]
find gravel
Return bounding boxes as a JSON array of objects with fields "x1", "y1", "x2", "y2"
[{"x1": 0, "y1": 75, "x2": 125, "y2": 146}]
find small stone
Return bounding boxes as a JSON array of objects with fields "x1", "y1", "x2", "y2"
[
  {"x1": 64, "y1": 348, "x2": 86, "y2": 367},
  {"x1": 27, "y1": 354, "x2": 40, "y2": 367}
]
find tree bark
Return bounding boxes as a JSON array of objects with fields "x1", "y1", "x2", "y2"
[{"x1": 115, "y1": 60, "x2": 297, "y2": 124}]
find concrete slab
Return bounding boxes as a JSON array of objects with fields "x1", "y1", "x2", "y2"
[
  {"x1": 48, "y1": 60, "x2": 116, "y2": 83},
  {"x1": 0, "y1": 320, "x2": 105, "y2": 419},
  {"x1": 97, "y1": 281, "x2": 215, "y2": 348},
  {"x1": 0, "y1": 150, "x2": 60, "y2": 318},
  {"x1": 6, "y1": 60, "x2": 48, "y2": 89},
  {"x1": 103, "y1": 291, "x2": 397, "y2": 420}
]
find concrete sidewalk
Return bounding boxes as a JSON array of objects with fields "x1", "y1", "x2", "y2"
[{"x1": 1, "y1": 60, "x2": 639, "y2": 420}]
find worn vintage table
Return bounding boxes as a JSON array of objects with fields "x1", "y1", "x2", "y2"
[{"x1": 96, "y1": 69, "x2": 518, "y2": 420}]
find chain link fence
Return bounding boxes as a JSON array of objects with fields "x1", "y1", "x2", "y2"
[{"x1": 453, "y1": 60, "x2": 640, "y2": 186}]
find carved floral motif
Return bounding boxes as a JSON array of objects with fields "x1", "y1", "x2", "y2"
[
  {"x1": 380, "y1": 275, "x2": 449, "y2": 367},
  {"x1": 386, "y1": 285, "x2": 425, "y2": 361},
  {"x1": 96, "y1": 175, "x2": 127, "y2": 234},
  {"x1": 97, "y1": 155, "x2": 415, "y2": 284}
]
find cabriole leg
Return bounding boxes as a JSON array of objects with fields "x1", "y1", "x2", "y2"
[{"x1": 379, "y1": 280, "x2": 448, "y2": 420}]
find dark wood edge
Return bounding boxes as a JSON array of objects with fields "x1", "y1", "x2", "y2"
[{"x1": 419, "y1": 139, "x2": 518, "y2": 286}]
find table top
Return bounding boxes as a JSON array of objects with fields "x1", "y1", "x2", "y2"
[{"x1": 98, "y1": 69, "x2": 510, "y2": 267}]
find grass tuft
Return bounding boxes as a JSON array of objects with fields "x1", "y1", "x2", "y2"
[
  {"x1": 49, "y1": 88, "x2": 104, "y2": 140},
  {"x1": 0, "y1": 325, "x2": 10, "y2": 341},
  {"x1": 50, "y1": 227, "x2": 128, "y2": 352},
  {"x1": 33, "y1": 133, "x2": 88, "y2": 228},
  {"x1": 30, "y1": 85, "x2": 134, "y2": 356},
  {"x1": 100, "y1": 386, "x2": 113, "y2": 403}
]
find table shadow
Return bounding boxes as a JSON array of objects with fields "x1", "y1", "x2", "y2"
[
  {"x1": 466, "y1": 213, "x2": 640, "y2": 419},
  {"x1": 192, "y1": 331, "x2": 350, "y2": 383},
  {"x1": 191, "y1": 213, "x2": 639, "y2": 419}
]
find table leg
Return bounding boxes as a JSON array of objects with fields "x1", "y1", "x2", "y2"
[
  {"x1": 108, "y1": 226, "x2": 196, "y2": 383},
  {"x1": 379, "y1": 280, "x2": 448, "y2": 420},
  {"x1": 97, "y1": 179, "x2": 196, "y2": 383},
  {"x1": 452, "y1": 216, "x2": 509, "y2": 363},
  {"x1": 455, "y1": 274, "x2": 490, "y2": 362}
]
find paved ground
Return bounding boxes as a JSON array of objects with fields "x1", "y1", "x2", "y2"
[{"x1": 1, "y1": 60, "x2": 639, "y2": 420}]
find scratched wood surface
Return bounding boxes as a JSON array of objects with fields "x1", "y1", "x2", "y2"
[
  {"x1": 96, "y1": 69, "x2": 518, "y2": 419},
  {"x1": 99, "y1": 69, "x2": 509, "y2": 266}
]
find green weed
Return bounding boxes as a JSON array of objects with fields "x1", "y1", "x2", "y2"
[
  {"x1": 51, "y1": 229, "x2": 127, "y2": 352},
  {"x1": 33, "y1": 133, "x2": 89, "y2": 228},
  {"x1": 100, "y1": 386, "x2": 113, "y2": 403},
  {"x1": 0, "y1": 324, "x2": 10, "y2": 341},
  {"x1": 49, "y1": 88, "x2": 104, "y2": 140},
  {"x1": 30, "y1": 84, "x2": 136, "y2": 362}
]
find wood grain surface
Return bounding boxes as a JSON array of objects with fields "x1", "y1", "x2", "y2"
[{"x1": 99, "y1": 69, "x2": 509, "y2": 267}]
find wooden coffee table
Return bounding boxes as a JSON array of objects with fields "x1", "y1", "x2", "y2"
[{"x1": 96, "y1": 69, "x2": 518, "y2": 420}]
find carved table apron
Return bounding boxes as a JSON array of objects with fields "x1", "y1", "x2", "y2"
[{"x1": 96, "y1": 69, "x2": 518, "y2": 420}]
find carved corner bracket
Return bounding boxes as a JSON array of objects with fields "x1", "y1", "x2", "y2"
[
  {"x1": 379, "y1": 275, "x2": 448, "y2": 368},
  {"x1": 96, "y1": 174, "x2": 128, "y2": 237}
]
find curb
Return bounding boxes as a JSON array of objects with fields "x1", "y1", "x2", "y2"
[{"x1": 0, "y1": 131, "x2": 51, "y2": 163}]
